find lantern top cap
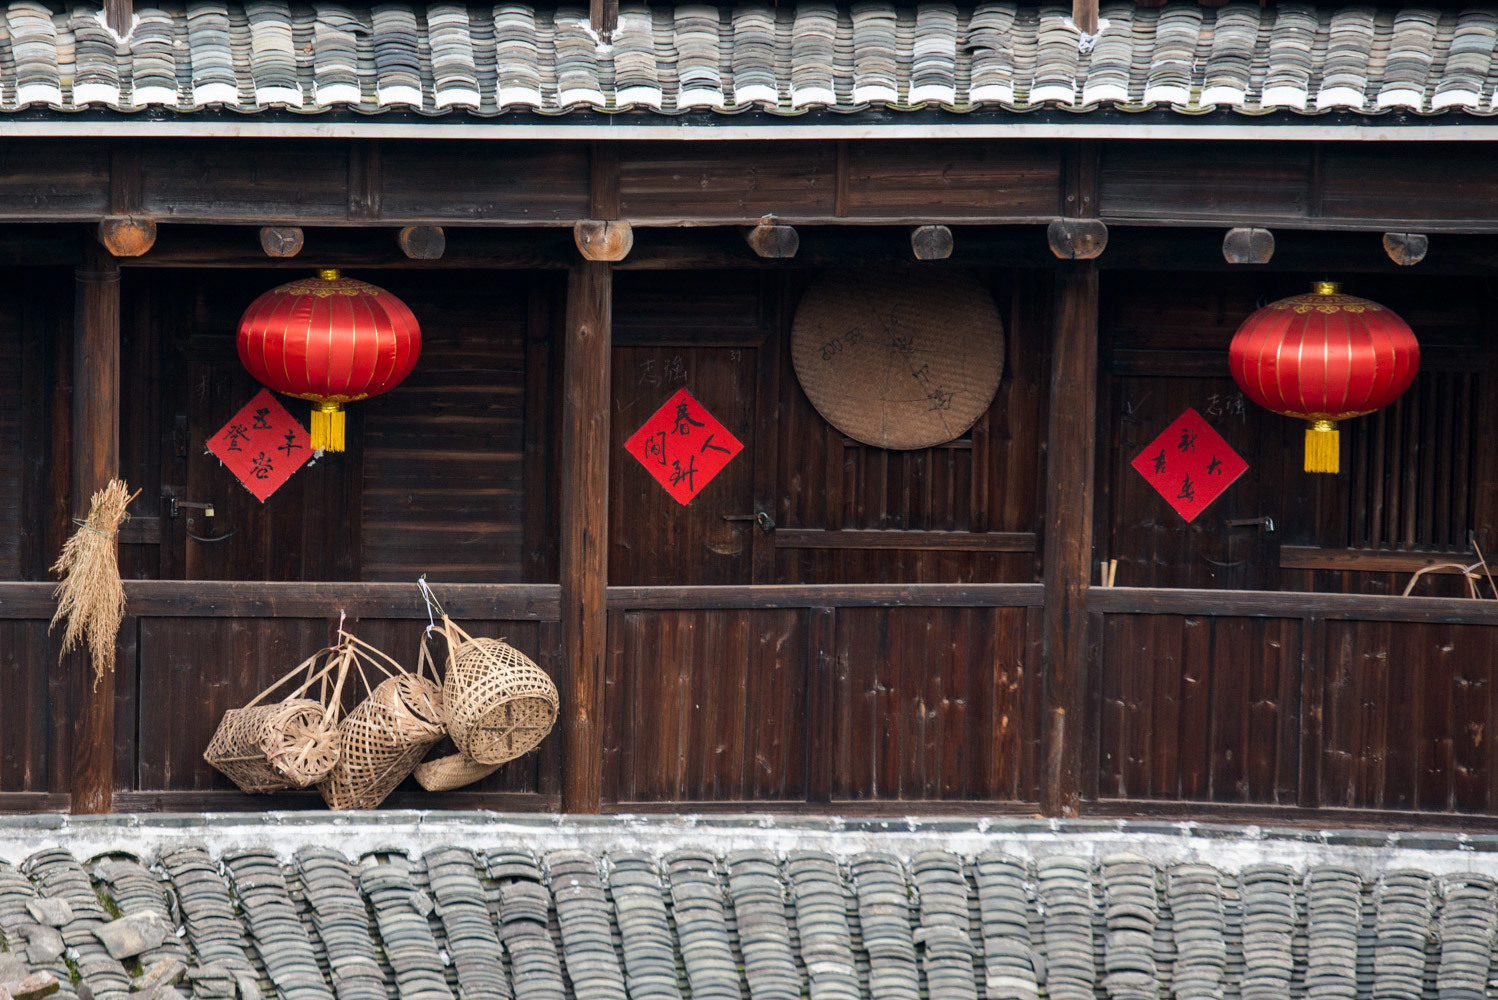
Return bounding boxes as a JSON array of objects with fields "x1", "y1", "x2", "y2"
[
  {"x1": 1312, "y1": 281, "x2": 1341, "y2": 296},
  {"x1": 317, "y1": 268, "x2": 342, "y2": 281}
]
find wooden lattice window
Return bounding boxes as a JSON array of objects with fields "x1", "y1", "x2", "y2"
[{"x1": 1339, "y1": 368, "x2": 1478, "y2": 552}]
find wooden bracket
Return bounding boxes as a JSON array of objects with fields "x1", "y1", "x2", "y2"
[
  {"x1": 911, "y1": 225, "x2": 954, "y2": 260},
  {"x1": 1223, "y1": 227, "x2": 1275, "y2": 264},
  {"x1": 744, "y1": 219, "x2": 800, "y2": 259},
  {"x1": 1047, "y1": 218, "x2": 1108, "y2": 260},
  {"x1": 1382, "y1": 232, "x2": 1428, "y2": 266},
  {"x1": 259, "y1": 226, "x2": 305, "y2": 258},
  {"x1": 96, "y1": 215, "x2": 157, "y2": 257},
  {"x1": 397, "y1": 225, "x2": 445, "y2": 260},
  {"x1": 574, "y1": 219, "x2": 633, "y2": 262}
]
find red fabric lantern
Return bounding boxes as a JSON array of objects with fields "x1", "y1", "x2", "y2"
[
  {"x1": 1229, "y1": 281, "x2": 1419, "y2": 474},
  {"x1": 237, "y1": 269, "x2": 421, "y2": 453}
]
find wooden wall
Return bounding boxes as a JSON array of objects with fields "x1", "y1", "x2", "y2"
[{"x1": 1097, "y1": 271, "x2": 1498, "y2": 597}]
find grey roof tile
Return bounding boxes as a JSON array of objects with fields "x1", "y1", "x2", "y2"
[{"x1": 0, "y1": 0, "x2": 1495, "y2": 119}]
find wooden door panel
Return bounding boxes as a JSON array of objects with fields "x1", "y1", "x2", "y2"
[{"x1": 609, "y1": 346, "x2": 758, "y2": 586}]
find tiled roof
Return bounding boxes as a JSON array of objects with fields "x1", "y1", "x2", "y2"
[
  {"x1": 6, "y1": 0, "x2": 1498, "y2": 120},
  {"x1": 0, "y1": 814, "x2": 1496, "y2": 1000}
]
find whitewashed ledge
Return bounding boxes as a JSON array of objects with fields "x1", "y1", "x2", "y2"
[{"x1": 0, "y1": 809, "x2": 1492, "y2": 873}]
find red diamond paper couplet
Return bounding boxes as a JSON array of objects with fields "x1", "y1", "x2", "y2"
[
  {"x1": 1130, "y1": 407, "x2": 1248, "y2": 523},
  {"x1": 206, "y1": 388, "x2": 312, "y2": 502},
  {"x1": 624, "y1": 387, "x2": 744, "y2": 505}
]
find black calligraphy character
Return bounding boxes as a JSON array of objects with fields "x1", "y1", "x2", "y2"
[
  {"x1": 1177, "y1": 475, "x2": 1195, "y2": 502},
  {"x1": 672, "y1": 401, "x2": 705, "y2": 436},
  {"x1": 250, "y1": 452, "x2": 274, "y2": 480},
  {"x1": 251, "y1": 407, "x2": 272, "y2": 430},
  {"x1": 700, "y1": 433, "x2": 730, "y2": 456},
  {"x1": 644, "y1": 431, "x2": 667, "y2": 466},
  {"x1": 225, "y1": 422, "x2": 250, "y2": 452},
  {"x1": 911, "y1": 363, "x2": 932, "y2": 385},
  {"x1": 1152, "y1": 448, "x2": 1167, "y2": 474},
  {"x1": 891, "y1": 335, "x2": 914, "y2": 359},
  {"x1": 669, "y1": 455, "x2": 697, "y2": 493},
  {"x1": 1206, "y1": 455, "x2": 1223, "y2": 476},
  {"x1": 278, "y1": 429, "x2": 304, "y2": 457},
  {"x1": 1177, "y1": 427, "x2": 1197, "y2": 453},
  {"x1": 926, "y1": 388, "x2": 956, "y2": 412}
]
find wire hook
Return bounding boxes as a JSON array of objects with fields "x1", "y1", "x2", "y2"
[{"x1": 417, "y1": 575, "x2": 444, "y2": 636}]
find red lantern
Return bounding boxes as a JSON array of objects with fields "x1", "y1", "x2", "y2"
[
  {"x1": 1229, "y1": 281, "x2": 1419, "y2": 474},
  {"x1": 237, "y1": 270, "x2": 421, "y2": 453}
]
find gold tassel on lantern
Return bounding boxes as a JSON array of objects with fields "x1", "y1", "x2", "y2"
[
  {"x1": 311, "y1": 402, "x2": 345, "y2": 453},
  {"x1": 1304, "y1": 419, "x2": 1339, "y2": 474}
]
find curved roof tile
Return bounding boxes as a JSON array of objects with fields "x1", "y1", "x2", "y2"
[{"x1": 5, "y1": 2, "x2": 1498, "y2": 121}]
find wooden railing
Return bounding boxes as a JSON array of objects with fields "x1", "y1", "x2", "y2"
[
  {"x1": 8, "y1": 579, "x2": 1498, "y2": 822},
  {"x1": 1085, "y1": 586, "x2": 1498, "y2": 821}
]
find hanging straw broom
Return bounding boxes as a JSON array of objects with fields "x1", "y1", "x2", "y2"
[{"x1": 51, "y1": 479, "x2": 138, "y2": 687}]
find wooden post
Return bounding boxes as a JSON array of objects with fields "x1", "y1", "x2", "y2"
[
  {"x1": 1040, "y1": 261, "x2": 1098, "y2": 818},
  {"x1": 70, "y1": 243, "x2": 121, "y2": 815},
  {"x1": 559, "y1": 259, "x2": 611, "y2": 813}
]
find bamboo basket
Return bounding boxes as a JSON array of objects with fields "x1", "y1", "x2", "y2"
[
  {"x1": 204, "y1": 644, "x2": 353, "y2": 794},
  {"x1": 438, "y1": 615, "x2": 559, "y2": 766},
  {"x1": 413, "y1": 751, "x2": 501, "y2": 792},
  {"x1": 317, "y1": 633, "x2": 446, "y2": 810}
]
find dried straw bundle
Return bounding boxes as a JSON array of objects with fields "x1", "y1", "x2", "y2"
[{"x1": 51, "y1": 479, "x2": 137, "y2": 686}]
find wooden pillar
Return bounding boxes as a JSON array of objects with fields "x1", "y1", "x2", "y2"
[
  {"x1": 69, "y1": 244, "x2": 121, "y2": 815},
  {"x1": 1040, "y1": 261, "x2": 1098, "y2": 818},
  {"x1": 559, "y1": 259, "x2": 611, "y2": 813}
]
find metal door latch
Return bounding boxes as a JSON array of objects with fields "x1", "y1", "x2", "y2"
[
  {"x1": 166, "y1": 497, "x2": 215, "y2": 519},
  {"x1": 723, "y1": 511, "x2": 776, "y2": 533},
  {"x1": 1225, "y1": 515, "x2": 1275, "y2": 532}
]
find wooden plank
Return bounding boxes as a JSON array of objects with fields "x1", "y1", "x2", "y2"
[
  {"x1": 1297, "y1": 616, "x2": 1326, "y2": 809},
  {"x1": 381, "y1": 141, "x2": 589, "y2": 222},
  {"x1": 842, "y1": 141, "x2": 1063, "y2": 221},
  {"x1": 606, "y1": 583, "x2": 1045, "y2": 610},
  {"x1": 1088, "y1": 586, "x2": 1498, "y2": 624},
  {"x1": 1280, "y1": 546, "x2": 1478, "y2": 573},
  {"x1": 559, "y1": 259, "x2": 611, "y2": 813},
  {"x1": 773, "y1": 529, "x2": 1036, "y2": 551},
  {"x1": 69, "y1": 244, "x2": 120, "y2": 815},
  {"x1": 805, "y1": 606, "x2": 835, "y2": 802},
  {"x1": 140, "y1": 141, "x2": 349, "y2": 221},
  {"x1": 619, "y1": 143, "x2": 836, "y2": 222},
  {"x1": 1041, "y1": 261, "x2": 1099, "y2": 818},
  {"x1": 115, "y1": 790, "x2": 556, "y2": 812}
]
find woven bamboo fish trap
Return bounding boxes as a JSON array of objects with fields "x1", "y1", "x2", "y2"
[
  {"x1": 317, "y1": 633, "x2": 447, "y2": 810},
  {"x1": 203, "y1": 643, "x2": 353, "y2": 794},
  {"x1": 413, "y1": 751, "x2": 501, "y2": 792},
  {"x1": 438, "y1": 615, "x2": 558, "y2": 766}
]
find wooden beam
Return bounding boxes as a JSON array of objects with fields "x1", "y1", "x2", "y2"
[
  {"x1": 259, "y1": 226, "x2": 304, "y2": 258},
  {"x1": 1072, "y1": 0, "x2": 1098, "y2": 35},
  {"x1": 70, "y1": 244, "x2": 121, "y2": 816},
  {"x1": 910, "y1": 225, "x2": 954, "y2": 260},
  {"x1": 347, "y1": 140, "x2": 381, "y2": 221},
  {"x1": 589, "y1": 0, "x2": 618, "y2": 35},
  {"x1": 103, "y1": 0, "x2": 132, "y2": 36},
  {"x1": 744, "y1": 220, "x2": 800, "y2": 259},
  {"x1": 1047, "y1": 218, "x2": 1108, "y2": 260},
  {"x1": 1040, "y1": 261, "x2": 1098, "y2": 819},
  {"x1": 1382, "y1": 232, "x2": 1429, "y2": 266},
  {"x1": 96, "y1": 216, "x2": 156, "y2": 257},
  {"x1": 574, "y1": 220, "x2": 633, "y2": 262},
  {"x1": 397, "y1": 226, "x2": 446, "y2": 260},
  {"x1": 559, "y1": 259, "x2": 611, "y2": 814},
  {"x1": 1223, "y1": 227, "x2": 1275, "y2": 264}
]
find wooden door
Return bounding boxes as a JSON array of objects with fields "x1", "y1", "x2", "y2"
[{"x1": 608, "y1": 345, "x2": 761, "y2": 586}]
